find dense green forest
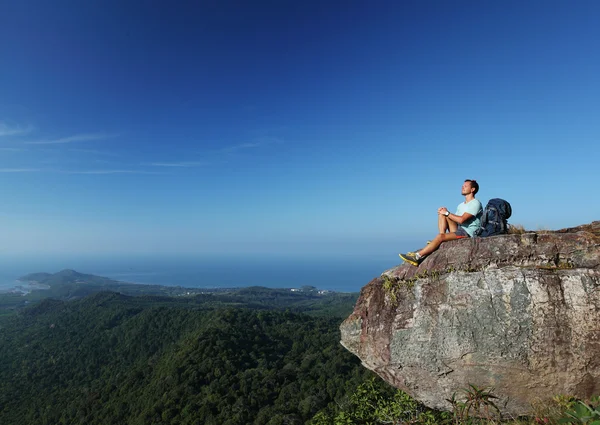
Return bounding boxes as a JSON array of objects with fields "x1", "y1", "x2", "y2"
[{"x1": 0, "y1": 291, "x2": 387, "y2": 424}]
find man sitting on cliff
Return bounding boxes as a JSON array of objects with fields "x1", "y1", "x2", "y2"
[{"x1": 399, "y1": 179, "x2": 483, "y2": 266}]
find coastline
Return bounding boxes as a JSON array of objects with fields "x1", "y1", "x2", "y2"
[
  {"x1": 0, "y1": 280, "x2": 51, "y2": 295},
  {"x1": 0, "y1": 255, "x2": 396, "y2": 293}
]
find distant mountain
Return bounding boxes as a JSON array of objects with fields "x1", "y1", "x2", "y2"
[
  {"x1": 19, "y1": 269, "x2": 119, "y2": 287},
  {"x1": 3, "y1": 270, "x2": 194, "y2": 310},
  {"x1": 17, "y1": 272, "x2": 52, "y2": 282},
  {"x1": 2, "y1": 270, "x2": 358, "y2": 318}
]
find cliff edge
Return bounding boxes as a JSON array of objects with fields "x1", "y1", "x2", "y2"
[{"x1": 340, "y1": 221, "x2": 600, "y2": 416}]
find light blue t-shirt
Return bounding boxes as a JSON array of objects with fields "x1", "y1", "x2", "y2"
[{"x1": 456, "y1": 199, "x2": 483, "y2": 237}]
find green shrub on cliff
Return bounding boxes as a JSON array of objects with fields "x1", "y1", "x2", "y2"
[{"x1": 309, "y1": 378, "x2": 450, "y2": 425}]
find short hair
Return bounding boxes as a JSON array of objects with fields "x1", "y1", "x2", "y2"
[{"x1": 465, "y1": 179, "x2": 479, "y2": 195}]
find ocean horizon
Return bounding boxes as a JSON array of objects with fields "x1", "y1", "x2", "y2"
[{"x1": 0, "y1": 253, "x2": 403, "y2": 294}]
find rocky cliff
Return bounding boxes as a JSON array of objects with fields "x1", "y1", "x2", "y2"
[{"x1": 340, "y1": 222, "x2": 600, "y2": 417}]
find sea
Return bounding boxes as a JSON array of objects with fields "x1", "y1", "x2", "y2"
[{"x1": 0, "y1": 254, "x2": 402, "y2": 294}]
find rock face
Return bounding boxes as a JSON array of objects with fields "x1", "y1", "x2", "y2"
[{"x1": 340, "y1": 222, "x2": 600, "y2": 417}]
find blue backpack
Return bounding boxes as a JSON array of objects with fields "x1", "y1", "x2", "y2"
[{"x1": 474, "y1": 198, "x2": 512, "y2": 237}]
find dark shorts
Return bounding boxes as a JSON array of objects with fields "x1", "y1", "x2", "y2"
[{"x1": 454, "y1": 227, "x2": 470, "y2": 238}]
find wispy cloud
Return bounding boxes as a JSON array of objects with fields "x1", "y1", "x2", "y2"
[
  {"x1": 152, "y1": 137, "x2": 284, "y2": 168},
  {"x1": 59, "y1": 169, "x2": 162, "y2": 175},
  {"x1": 24, "y1": 133, "x2": 118, "y2": 145},
  {"x1": 67, "y1": 148, "x2": 121, "y2": 157},
  {"x1": 0, "y1": 167, "x2": 160, "y2": 175},
  {"x1": 0, "y1": 122, "x2": 33, "y2": 137},
  {"x1": 147, "y1": 161, "x2": 208, "y2": 167},
  {"x1": 0, "y1": 168, "x2": 42, "y2": 173},
  {"x1": 220, "y1": 137, "x2": 283, "y2": 153},
  {"x1": 220, "y1": 142, "x2": 263, "y2": 153},
  {"x1": 0, "y1": 147, "x2": 26, "y2": 152}
]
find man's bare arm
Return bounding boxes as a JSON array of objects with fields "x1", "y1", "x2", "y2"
[
  {"x1": 451, "y1": 212, "x2": 474, "y2": 224},
  {"x1": 439, "y1": 208, "x2": 474, "y2": 224}
]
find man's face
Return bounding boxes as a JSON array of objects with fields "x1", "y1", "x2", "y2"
[{"x1": 461, "y1": 181, "x2": 473, "y2": 196}]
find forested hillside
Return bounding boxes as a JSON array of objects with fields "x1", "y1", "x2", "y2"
[{"x1": 0, "y1": 292, "x2": 377, "y2": 425}]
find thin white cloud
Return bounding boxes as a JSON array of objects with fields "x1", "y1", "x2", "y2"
[
  {"x1": 147, "y1": 161, "x2": 207, "y2": 167},
  {"x1": 220, "y1": 142, "x2": 263, "y2": 153},
  {"x1": 60, "y1": 169, "x2": 162, "y2": 175},
  {"x1": 24, "y1": 133, "x2": 118, "y2": 145},
  {"x1": 92, "y1": 159, "x2": 117, "y2": 165},
  {"x1": 68, "y1": 148, "x2": 120, "y2": 157},
  {"x1": 0, "y1": 167, "x2": 160, "y2": 175},
  {"x1": 0, "y1": 122, "x2": 33, "y2": 137},
  {"x1": 0, "y1": 168, "x2": 42, "y2": 173},
  {"x1": 146, "y1": 138, "x2": 284, "y2": 169},
  {"x1": 220, "y1": 137, "x2": 283, "y2": 153},
  {"x1": 0, "y1": 147, "x2": 26, "y2": 152},
  {"x1": 255, "y1": 136, "x2": 285, "y2": 145}
]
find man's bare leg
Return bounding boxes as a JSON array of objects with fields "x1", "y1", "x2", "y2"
[
  {"x1": 438, "y1": 214, "x2": 449, "y2": 233},
  {"x1": 418, "y1": 232, "x2": 461, "y2": 257},
  {"x1": 438, "y1": 215, "x2": 459, "y2": 234},
  {"x1": 448, "y1": 219, "x2": 458, "y2": 233}
]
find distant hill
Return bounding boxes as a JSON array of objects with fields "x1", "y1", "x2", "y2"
[
  {"x1": 2, "y1": 270, "x2": 358, "y2": 318},
  {"x1": 11, "y1": 269, "x2": 172, "y2": 303},
  {"x1": 17, "y1": 272, "x2": 53, "y2": 282},
  {"x1": 19, "y1": 269, "x2": 119, "y2": 286}
]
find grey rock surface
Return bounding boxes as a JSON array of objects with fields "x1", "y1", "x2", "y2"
[{"x1": 340, "y1": 222, "x2": 600, "y2": 416}]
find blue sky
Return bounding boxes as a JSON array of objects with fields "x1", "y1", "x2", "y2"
[{"x1": 1, "y1": 0, "x2": 599, "y2": 259}]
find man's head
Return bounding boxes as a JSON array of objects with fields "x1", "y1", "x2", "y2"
[{"x1": 462, "y1": 179, "x2": 479, "y2": 196}]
